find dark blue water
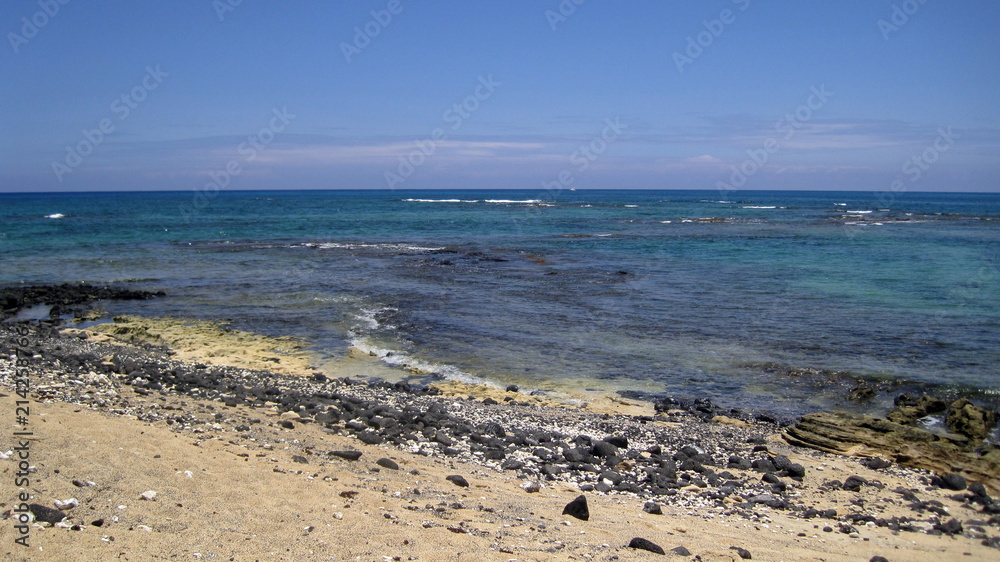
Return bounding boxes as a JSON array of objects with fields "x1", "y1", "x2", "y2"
[{"x1": 2, "y1": 189, "x2": 998, "y2": 416}]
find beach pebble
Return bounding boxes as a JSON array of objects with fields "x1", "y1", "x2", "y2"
[
  {"x1": 627, "y1": 537, "x2": 665, "y2": 555},
  {"x1": 446, "y1": 474, "x2": 469, "y2": 487},
  {"x1": 730, "y1": 546, "x2": 752, "y2": 559},
  {"x1": 331, "y1": 450, "x2": 363, "y2": 461},
  {"x1": 562, "y1": 495, "x2": 589, "y2": 521},
  {"x1": 939, "y1": 473, "x2": 967, "y2": 491},
  {"x1": 670, "y1": 545, "x2": 691, "y2": 556},
  {"x1": 140, "y1": 490, "x2": 157, "y2": 501},
  {"x1": 869, "y1": 557, "x2": 889, "y2": 562},
  {"x1": 843, "y1": 475, "x2": 867, "y2": 492},
  {"x1": 521, "y1": 480, "x2": 541, "y2": 493},
  {"x1": 505, "y1": 384, "x2": 519, "y2": 392},
  {"x1": 861, "y1": 457, "x2": 891, "y2": 470},
  {"x1": 376, "y1": 458, "x2": 399, "y2": 470},
  {"x1": 933, "y1": 518, "x2": 963, "y2": 535},
  {"x1": 54, "y1": 498, "x2": 79, "y2": 510},
  {"x1": 643, "y1": 501, "x2": 662, "y2": 515}
]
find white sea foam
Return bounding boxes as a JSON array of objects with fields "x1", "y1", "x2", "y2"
[
  {"x1": 403, "y1": 199, "x2": 478, "y2": 203},
  {"x1": 742, "y1": 205, "x2": 776, "y2": 209},
  {"x1": 46, "y1": 213, "x2": 65, "y2": 219},
  {"x1": 484, "y1": 199, "x2": 542, "y2": 204},
  {"x1": 302, "y1": 242, "x2": 444, "y2": 252},
  {"x1": 624, "y1": 204, "x2": 638, "y2": 208},
  {"x1": 348, "y1": 336, "x2": 495, "y2": 388},
  {"x1": 845, "y1": 210, "x2": 873, "y2": 214}
]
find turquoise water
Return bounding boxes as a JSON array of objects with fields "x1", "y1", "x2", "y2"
[{"x1": 2, "y1": 189, "x2": 998, "y2": 416}]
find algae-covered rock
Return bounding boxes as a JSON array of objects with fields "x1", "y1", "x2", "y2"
[
  {"x1": 784, "y1": 411, "x2": 1000, "y2": 495},
  {"x1": 946, "y1": 398, "x2": 998, "y2": 442},
  {"x1": 886, "y1": 393, "x2": 947, "y2": 425}
]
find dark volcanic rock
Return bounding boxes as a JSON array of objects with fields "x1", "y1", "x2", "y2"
[
  {"x1": 358, "y1": 430, "x2": 384, "y2": 445},
  {"x1": 331, "y1": 450, "x2": 363, "y2": 461},
  {"x1": 627, "y1": 537, "x2": 664, "y2": 555},
  {"x1": 591, "y1": 440, "x2": 619, "y2": 458},
  {"x1": 938, "y1": 473, "x2": 967, "y2": 491},
  {"x1": 0, "y1": 283, "x2": 165, "y2": 319},
  {"x1": 643, "y1": 501, "x2": 662, "y2": 515},
  {"x1": 446, "y1": 474, "x2": 469, "y2": 487},
  {"x1": 730, "y1": 546, "x2": 752, "y2": 559},
  {"x1": 861, "y1": 457, "x2": 892, "y2": 470},
  {"x1": 933, "y1": 518, "x2": 963, "y2": 535},
  {"x1": 671, "y1": 546, "x2": 692, "y2": 556},
  {"x1": 562, "y1": 495, "x2": 589, "y2": 521},
  {"x1": 843, "y1": 475, "x2": 868, "y2": 492},
  {"x1": 28, "y1": 504, "x2": 66, "y2": 524},
  {"x1": 376, "y1": 458, "x2": 399, "y2": 470}
]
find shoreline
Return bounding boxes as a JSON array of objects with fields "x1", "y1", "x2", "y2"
[{"x1": 2, "y1": 299, "x2": 999, "y2": 559}]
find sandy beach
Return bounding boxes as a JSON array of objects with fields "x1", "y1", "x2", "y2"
[{"x1": 2, "y1": 303, "x2": 998, "y2": 561}]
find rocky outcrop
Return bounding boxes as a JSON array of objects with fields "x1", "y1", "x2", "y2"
[
  {"x1": 0, "y1": 283, "x2": 164, "y2": 319},
  {"x1": 886, "y1": 393, "x2": 947, "y2": 425},
  {"x1": 785, "y1": 411, "x2": 1000, "y2": 495},
  {"x1": 947, "y1": 398, "x2": 999, "y2": 442}
]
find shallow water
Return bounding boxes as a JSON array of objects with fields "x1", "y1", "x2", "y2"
[{"x1": 2, "y1": 189, "x2": 998, "y2": 416}]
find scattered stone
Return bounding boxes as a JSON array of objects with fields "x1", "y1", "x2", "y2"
[
  {"x1": 627, "y1": 537, "x2": 664, "y2": 555},
  {"x1": 54, "y1": 498, "x2": 79, "y2": 510},
  {"x1": 562, "y1": 495, "x2": 589, "y2": 521},
  {"x1": 506, "y1": 384, "x2": 519, "y2": 392},
  {"x1": 278, "y1": 420, "x2": 295, "y2": 430},
  {"x1": 843, "y1": 475, "x2": 867, "y2": 492},
  {"x1": 140, "y1": 490, "x2": 157, "y2": 501},
  {"x1": 446, "y1": 474, "x2": 469, "y2": 487},
  {"x1": 291, "y1": 455, "x2": 308, "y2": 464},
  {"x1": 939, "y1": 473, "x2": 967, "y2": 491},
  {"x1": 28, "y1": 504, "x2": 66, "y2": 524},
  {"x1": 376, "y1": 458, "x2": 399, "y2": 470},
  {"x1": 730, "y1": 546, "x2": 752, "y2": 559},
  {"x1": 643, "y1": 501, "x2": 662, "y2": 515},
  {"x1": 861, "y1": 457, "x2": 891, "y2": 470},
  {"x1": 869, "y1": 557, "x2": 889, "y2": 562},
  {"x1": 934, "y1": 518, "x2": 963, "y2": 535},
  {"x1": 521, "y1": 481, "x2": 541, "y2": 493},
  {"x1": 670, "y1": 545, "x2": 692, "y2": 556},
  {"x1": 331, "y1": 450, "x2": 362, "y2": 461}
]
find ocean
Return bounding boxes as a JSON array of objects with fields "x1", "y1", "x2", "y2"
[{"x1": 2, "y1": 189, "x2": 998, "y2": 417}]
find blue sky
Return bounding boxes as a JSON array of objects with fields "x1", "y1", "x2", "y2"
[{"x1": 1, "y1": 0, "x2": 998, "y2": 192}]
